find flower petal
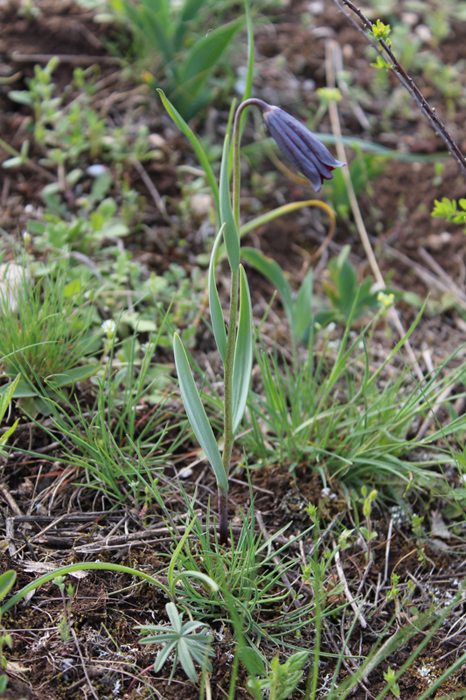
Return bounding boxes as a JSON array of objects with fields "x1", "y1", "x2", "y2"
[{"x1": 262, "y1": 105, "x2": 345, "y2": 192}]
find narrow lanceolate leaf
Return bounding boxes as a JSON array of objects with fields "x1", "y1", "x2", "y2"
[
  {"x1": 209, "y1": 225, "x2": 227, "y2": 364},
  {"x1": 178, "y1": 637, "x2": 197, "y2": 682},
  {"x1": 232, "y1": 266, "x2": 253, "y2": 435},
  {"x1": 219, "y1": 136, "x2": 240, "y2": 271},
  {"x1": 173, "y1": 334, "x2": 228, "y2": 492},
  {"x1": 177, "y1": 18, "x2": 244, "y2": 105},
  {"x1": 156, "y1": 89, "x2": 219, "y2": 214}
]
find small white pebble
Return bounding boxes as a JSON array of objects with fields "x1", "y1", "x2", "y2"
[{"x1": 86, "y1": 164, "x2": 109, "y2": 177}]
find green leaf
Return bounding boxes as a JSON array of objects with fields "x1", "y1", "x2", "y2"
[
  {"x1": 173, "y1": 18, "x2": 243, "y2": 115},
  {"x1": 239, "y1": 646, "x2": 266, "y2": 677},
  {"x1": 294, "y1": 270, "x2": 313, "y2": 342},
  {"x1": 7, "y1": 90, "x2": 33, "y2": 106},
  {"x1": 46, "y1": 364, "x2": 100, "y2": 388},
  {"x1": 180, "y1": 0, "x2": 206, "y2": 23},
  {"x1": 63, "y1": 279, "x2": 81, "y2": 298},
  {"x1": 157, "y1": 89, "x2": 219, "y2": 214},
  {"x1": 0, "y1": 420, "x2": 19, "y2": 448},
  {"x1": 173, "y1": 333, "x2": 228, "y2": 492},
  {"x1": 241, "y1": 247, "x2": 294, "y2": 332},
  {"x1": 123, "y1": 0, "x2": 173, "y2": 62},
  {"x1": 0, "y1": 374, "x2": 20, "y2": 422},
  {"x1": 2, "y1": 157, "x2": 23, "y2": 168},
  {"x1": 219, "y1": 135, "x2": 240, "y2": 271},
  {"x1": 0, "y1": 676, "x2": 7, "y2": 693},
  {"x1": 154, "y1": 640, "x2": 177, "y2": 672},
  {"x1": 232, "y1": 265, "x2": 253, "y2": 435},
  {"x1": 371, "y1": 55, "x2": 392, "y2": 70},
  {"x1": 166, "y1": 601, "x2": 182, "y2": 634},
  {"x1": 174, "y1": 0, "x2": 206, "y2": 49},
  {"x1": 0, "y1": 379, "x2": 39, "y2": 398},
  {"x1": 208, "y1": 225, "x2": 227, "y2": 363},
  {"x1": 0, "y1": 571, "x2": 16, "y2": 602},
  {"x1": 178, "y1": 637, "x2": 197, "y2": 681}
]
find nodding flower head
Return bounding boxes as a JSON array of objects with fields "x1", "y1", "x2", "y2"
[{"x1": 260, "y1": 103, "x2": 345, "y2": 192}]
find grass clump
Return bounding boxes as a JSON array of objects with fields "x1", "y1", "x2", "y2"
[
  {"x1": 241, "y1": 308, "x2": 466, "y2": 499},
  {"x1": 0, "y1": 260, "x2": 98, "y2": 392}
]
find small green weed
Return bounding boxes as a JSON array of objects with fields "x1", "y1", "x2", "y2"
[
  {"x1": 8, "y1": 60, "x2": 157, "y2": 169},
  {"x1": 137, "y1": 601, "x2": 214, "y2": 682}
]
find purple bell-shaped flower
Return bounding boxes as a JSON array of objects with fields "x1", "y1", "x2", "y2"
[{"x1": 258, "y1": 102, "x2": 345, "y2": 192}]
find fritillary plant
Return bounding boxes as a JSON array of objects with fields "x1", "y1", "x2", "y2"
[{"x1": 170, "y1": 97, "x2": 344, "y2": 545}]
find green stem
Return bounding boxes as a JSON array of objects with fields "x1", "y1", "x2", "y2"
[
  {"x1": 219, "y1": 266, "x2": 239, "y2": 545},
  {"x1": 218, "y1": 98, "x2": 267, "y2": 545},
  {"x1": 232, "y1": 98, "x2": 267, "y2": 227}
]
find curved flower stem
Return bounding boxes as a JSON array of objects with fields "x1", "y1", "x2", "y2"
[{"x1": 232, "y1": 98, "x2": 267, "y2": 226}]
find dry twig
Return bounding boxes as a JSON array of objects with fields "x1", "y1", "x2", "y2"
[{"x1": 330, "y1": 0, "x2": 466, "y2": 179}]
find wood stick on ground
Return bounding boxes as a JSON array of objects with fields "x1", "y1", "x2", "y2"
[
  {"x1": 325, "y1": 39, "x2": 424, "y2": 382},
  {"x1": 333, "y1": 545, "x2": 368, "y2": 628},
  {"x1": 131, "y1": 158, "x2": 172, "y2": 225},
  {"x1": 0, "y1": 483, "x2": 23, "y2": 517},
  {"x1": 380, "y1": 241, "x2": 466, "y2": 312},
  {"x1": 70, "y1": 627, "x2": 100, "y2": 700},
  {"x1": 419, "y1": 248, "x2": 466, "y2": 305},
  {"x1": 9, "y1": 51, "x2": 120, "y2": 66}
]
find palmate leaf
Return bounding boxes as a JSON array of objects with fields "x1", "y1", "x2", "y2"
[
  {"x1": 209, "y1": 225, "x2": 227, "y2": 364},
  {"x1": 232, "y1": 265, "x2": 253, "y2": 435},
  {"x1": 173, "y1": 333, "x2": 228, "y2": 492},
  {"x1": 138, "y1": 601, "x2": 213, "y2": 683}
]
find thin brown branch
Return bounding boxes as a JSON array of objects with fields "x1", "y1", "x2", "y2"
[{"x1": 330, "y1": 0, "x2": 466, "y2": 179}]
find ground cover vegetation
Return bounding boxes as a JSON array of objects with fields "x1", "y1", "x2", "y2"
[{"x1": 1, "y1": 0, "x2": 466, "y2": 698}]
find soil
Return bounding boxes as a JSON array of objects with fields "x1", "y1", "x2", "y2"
[{"x1": 1, "y1": 0, "x2": 466, "y2": 698}]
